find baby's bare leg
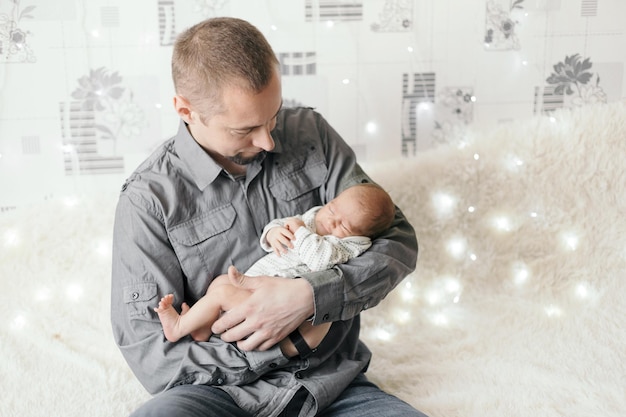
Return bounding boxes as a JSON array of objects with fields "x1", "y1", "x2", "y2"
[
  {"x1": 155, "y1": 278, "x2": 254, "y2": 343},
  {"x1": 184, "y1": 302, "x2": 213, "y2": 342},
  {"x1": 154, "y1": 289, "x2": 225, "y2": 342},
  {"x1": 186, "y1": 275, "x2": 230, "y2": 341},
  {"x1": 189, "y1": 282, "x2": 252, "y2": 341}
]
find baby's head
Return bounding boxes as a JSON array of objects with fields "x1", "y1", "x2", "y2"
[
  {"x1": 317, "y1": 183, "x2": 395, "y2": 238},
  {"x1": 345, "y1": 183, "x2": 396, "y2": 237}
]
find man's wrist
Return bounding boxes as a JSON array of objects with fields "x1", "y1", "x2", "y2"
[
  {"x1": 288, "y1": 328, "x2": 317, "y2": 358},
  {"x1": 291, "y1": 276, "x2": 315, "y2": 318},
  {"x1": 279, "y1": 337, "x2": 298, "y2": 358}
]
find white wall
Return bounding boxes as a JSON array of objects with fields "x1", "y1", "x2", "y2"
[{"x1": 1, "y1": 0, "x2": 624, "y2": 208}]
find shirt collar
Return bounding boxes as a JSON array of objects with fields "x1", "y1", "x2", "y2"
[
  {"x1": 173, "y1": 119, "x2": 284, "y2": 190},
  {"x1": 174, "y1": 120, "x2": 222, "y2": 190}
]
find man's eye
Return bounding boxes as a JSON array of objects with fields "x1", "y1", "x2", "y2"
[{"x1": 232, "y1": 130, "x2": 251, "y2": 137}]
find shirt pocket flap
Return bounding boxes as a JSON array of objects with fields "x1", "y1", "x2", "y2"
[
  {"x1": 169, "y1": 204, "x2": 236, "y2": 246},
  {"x1": 270, "y1": 160, "x2": 327, "y2": 201},
  {"x1": 124, "y1": 282, "x2": 157, "y2": 304}
]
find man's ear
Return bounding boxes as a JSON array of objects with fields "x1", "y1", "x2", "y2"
[{"x1": 173, "y1": 95, "x2": 196, "y2": 124}]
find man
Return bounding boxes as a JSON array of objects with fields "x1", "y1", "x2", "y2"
[{"x1": 111, "y1": 16, "x2": 426, "y2": 417}]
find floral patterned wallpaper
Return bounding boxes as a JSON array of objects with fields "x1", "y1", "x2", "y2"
[
  {"x1": 546, "y1": 54, "x2": 607, "y2": 106},
  {"x1": 0, "y1": 0, "x2": 36, "y2": 63},
  {"x1": 0, "y1": 0, "x2": 624, "y2": 208}
]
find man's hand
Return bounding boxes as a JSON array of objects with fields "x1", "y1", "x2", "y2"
[{"x1": 211, "y1": 266, "x2": 315, "y2": 351}]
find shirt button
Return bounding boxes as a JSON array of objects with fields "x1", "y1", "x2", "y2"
[
  {"x1": 132, "y1": 292, "x2": 139, "y2": 300},
  {"x1": 322, "y1": 313, "x2": 330, "y2": 321},
  {"x1": 295, "y1": 372, "x2": 303, "y2": 379},
  {"x1": 269, "y1": 363, "x2": 277, "y2": 369},
  {"x1": 216, "y1": 378, "x2": 224, "y2": 385}
]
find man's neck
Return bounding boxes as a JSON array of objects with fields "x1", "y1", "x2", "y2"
[
  {"x1": 200, "y1": 145, "x2": 248, "y2": 177},
  {"x1": 223, "y1": 161, "x2": 247, "y2": 177}
]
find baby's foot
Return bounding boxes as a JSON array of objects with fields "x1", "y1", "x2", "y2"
[{"x1": 154, "y1": 294, "x2": 183, "y2": 342}]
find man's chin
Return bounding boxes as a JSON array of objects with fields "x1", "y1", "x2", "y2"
[{"x1": 227, "y1": 152, "x2": 266, "y2": 166}]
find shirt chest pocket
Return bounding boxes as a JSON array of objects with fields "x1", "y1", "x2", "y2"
[
  {"x1": 269, "y1": 158, "x2": 327, "y2": 215},
  {"x1": 168, "y1": 204, "x2": 236, "y2": 288}
]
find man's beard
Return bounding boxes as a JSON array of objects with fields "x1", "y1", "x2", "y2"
[{"x1": 226, "y1": 151, "x2": 266, "y2": 166}]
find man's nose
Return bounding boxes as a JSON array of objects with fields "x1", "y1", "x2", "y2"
[{"x1": 251, "y1": 126, "x2": 275, "y2": 151}]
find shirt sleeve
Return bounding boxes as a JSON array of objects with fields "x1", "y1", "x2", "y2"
[
  {"x1": 292, "y1": 227, "x2": 371, "y2": 272},
  {"x1": 297, "y1": 111, "x2": 419, "y2": 325},
  {"x1": 111, "y1": 193, "x2": 289, "y2": 395}
]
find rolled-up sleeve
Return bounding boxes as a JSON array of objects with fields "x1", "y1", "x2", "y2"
[{"x1": 111, "y1": 193, "x2": 288, "y2": 394}]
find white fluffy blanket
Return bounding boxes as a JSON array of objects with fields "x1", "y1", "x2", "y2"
[{"x1": 2, "y1": 102, "x2": 625, "y2": 416}]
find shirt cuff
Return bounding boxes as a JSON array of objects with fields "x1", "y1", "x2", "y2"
[{"x1": 301, "y1": 268, "x2": 343, "y2": 325}]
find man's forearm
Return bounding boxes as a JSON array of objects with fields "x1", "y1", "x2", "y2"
[
  {"x1": 301, "y1": 212, "x2": 417, "y2": 325},
  {"x1": 112, "y1": 196, "x2": 290, "y2": 392}
]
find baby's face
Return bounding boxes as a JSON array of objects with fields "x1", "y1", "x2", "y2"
[{"x1": 315, "y1": 192, "x2": 365, "y2": 238}]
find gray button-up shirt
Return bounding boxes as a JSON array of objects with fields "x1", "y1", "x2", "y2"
[{"x1": 111, "y1": 107, "x2": 418, "y2": 417}]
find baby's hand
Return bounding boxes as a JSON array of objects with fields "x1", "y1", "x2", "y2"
[
  {"x1": 266, "y1": 226, "x2": 294, "y2": 256},
  {"x1": 284, "y1": 218, "x2": 305, "y2": 233}
]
